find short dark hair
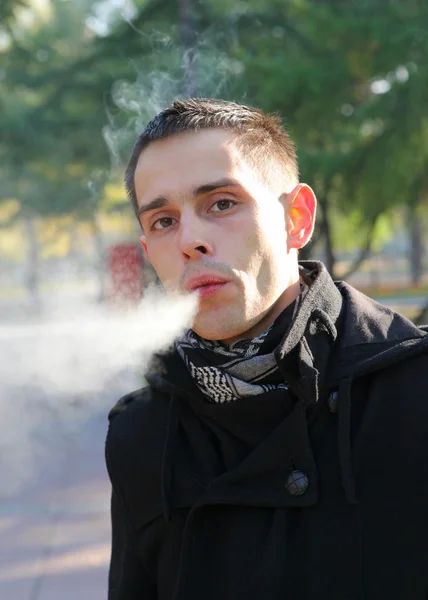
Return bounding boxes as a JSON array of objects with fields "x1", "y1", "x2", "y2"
[{"x1": 125, "y1": 98, "x2": 299, "y2": 218}]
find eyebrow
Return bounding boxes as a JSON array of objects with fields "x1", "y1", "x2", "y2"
[{"x1": 137, "y1": 178, "x2": 241, "y2": 218}]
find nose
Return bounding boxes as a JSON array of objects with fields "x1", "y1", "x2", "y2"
[{"x1": 179, "y1": 214, "x2": 213, "y2": 261}]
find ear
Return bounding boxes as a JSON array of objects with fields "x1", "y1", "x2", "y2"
[
  {"x1": 286, "y1": 183, "x2": 317, "y2": 250},
  {"x1": 140, "y1": 235, "x2": 150, "y2": 260}
]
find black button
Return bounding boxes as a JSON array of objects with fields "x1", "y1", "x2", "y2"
[
  {"x1": 285, "y1": 470, "x2": 308, "y2": 496},
  {"x1": 328, "y1": 390, "x2": 339, "y2": 414}
]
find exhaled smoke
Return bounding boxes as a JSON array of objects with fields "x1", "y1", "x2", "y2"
[
  {"x1": 102, "y1": 29, "x2": 244, "y2": 167},
  {"x1": 1, "y1": 7, "x2": 243, "y2": 497},
  {"x1": 0, "y1": 286, "x2": 197, "y2": 495}
]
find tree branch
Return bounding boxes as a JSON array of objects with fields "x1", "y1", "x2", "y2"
[{"x1": 318, "y1": 192, "x2": 336, "y2": 277}]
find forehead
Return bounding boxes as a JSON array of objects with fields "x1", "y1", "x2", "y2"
[{"x1": 134, "y1": 129, "x2": 252, "y2": 205}]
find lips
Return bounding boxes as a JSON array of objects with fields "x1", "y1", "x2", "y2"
[{"x1": 184, "y1": 274, "x2": 229, "y2": 293}]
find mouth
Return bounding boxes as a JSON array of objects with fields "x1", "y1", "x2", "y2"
[
  {"x1": 184, "y1": 275, "x2": 229, "y2": 299},
  {"x1": 195, "y1": 282, "x2": 227, "y2": 299}
]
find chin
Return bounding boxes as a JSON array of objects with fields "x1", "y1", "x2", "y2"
[
  {"x1": 191, "y1": 314, "x2": 247, "y2": 343},
  {"x1": 191, "y1": 326, "x2": 229, "y2": 342}
]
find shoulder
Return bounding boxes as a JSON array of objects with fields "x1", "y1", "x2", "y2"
[
  {"x1": 337, "y1": 281, "x2": 426, "y2": 345},
  {"x1": 106, "y1": 385, "x2": 169, "y2": 479},
  {"x1": 371, "y1": 349, "x2": 428, "y2": 416},
  {"x1": 390, "y1": 348, "x2": 428, "y2": 381},
  {"x1": 108, "y1": 385, "x2": 158, "y2": 421},
  {"x1": 105, "y1": 386, "x2": 169, "y2": 529},
  {"x1": 108, "y1": 382, "x2": 171, "y2": 422}
]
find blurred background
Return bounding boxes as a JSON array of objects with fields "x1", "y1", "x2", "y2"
[{"x1": 1, "y1": 0, "x2": 428, "y2": 598}]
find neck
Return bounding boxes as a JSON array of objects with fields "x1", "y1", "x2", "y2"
[{"x1": 220, "y1": 278, "x2": 301, "y2": 345}]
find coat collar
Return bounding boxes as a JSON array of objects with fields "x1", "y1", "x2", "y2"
[{"x1": 274, "y1": 261, "x2": 343, "y2": 407}]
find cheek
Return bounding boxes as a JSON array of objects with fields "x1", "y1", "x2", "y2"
[
  {"x1": 244, "y1": 212, "x2": 288, "y2": 290},
  {"x1": 260, "y1": 202, "x2": 288, "y2": 242},
  {"x1": 247, "y1": 215, "x2": 285, "y2": 265},
  {"x1": 146, "y1": 243, "x2": 176, "y2": 281},
  {"x1": 225, "y1": 210, "x2": 270, "y2": 265}
]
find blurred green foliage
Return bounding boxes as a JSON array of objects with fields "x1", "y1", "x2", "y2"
[{"x1": 1, "y1": 0, "x2": 428, "y2": 276}]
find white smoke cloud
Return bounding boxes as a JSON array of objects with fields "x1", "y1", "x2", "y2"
[
  {"x1": 0, "y1": 286, "x2": 197, "y2": 495},
  {"x1": 0, "y1": 6, "x2": 241, "y2": 497},
  {"x1": 102, "y1": 28, "x2": 244, "y2": 167}
]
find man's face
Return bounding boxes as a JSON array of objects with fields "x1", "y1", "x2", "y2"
[{"x1": 134, "y1": 129, "x2": 314, "y2": 342}]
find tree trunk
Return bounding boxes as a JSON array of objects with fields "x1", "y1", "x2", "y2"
[
  {"x1": 342, "y1": 213, "x2": 380, "y2": 280},
  {"x1": 318, "y1": 194, "x2": 336, "y2": 277},
  {"x1": 22, "y1": 212, "x2": 42, "y2": 311},
  {"x1": 414, "y1": 300, "x2": 428, "y2": 326},
  {"x1": 178, "y1": 0, "x2": 196, "y2": 96},
  {"x1": 409, "y1": 208, "x2": 424, "y2": 286},
  {"x1": 299, "y1": 228, "x2": 321, "y2": 261}
]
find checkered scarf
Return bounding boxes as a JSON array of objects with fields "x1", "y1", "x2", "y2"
[{"x1": 175, "y1": 285, "x2": 308, "y2": 403}]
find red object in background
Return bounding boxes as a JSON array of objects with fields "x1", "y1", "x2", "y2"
[{"x1": 108, "y1": 244, "x2": 144, "y2": 305}]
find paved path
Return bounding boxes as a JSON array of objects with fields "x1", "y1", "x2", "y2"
[
  {"x1": 0, "y1": 412, "x2": 112, "y2": 600},
  {"x1": 0, "y1": 297, "x2": 139, "y2": 600}
]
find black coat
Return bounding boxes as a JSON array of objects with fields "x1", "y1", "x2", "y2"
[{"x1": 105, "y1": 262, "x2": 428, "y2": 600}]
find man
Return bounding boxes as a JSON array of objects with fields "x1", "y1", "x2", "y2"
[{"x1": 105, "y1": 98, "x2": 428, "y2": 600}]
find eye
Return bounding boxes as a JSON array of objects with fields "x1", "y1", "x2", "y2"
[
  {"x1": 209, "y1": 199, "x2": 237, "y2": 212},
  {"x1": 150, "y1": 217, "x2": 177, "y2": 231}
]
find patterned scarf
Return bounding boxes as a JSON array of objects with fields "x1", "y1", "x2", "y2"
[{"x1": 175, "y1": 283, "x2": 308, "y2": 403}]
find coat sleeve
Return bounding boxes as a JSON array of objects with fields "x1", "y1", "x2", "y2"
[{"x1": 108, "y1": 490, "x2": 157, "y2": 600}]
